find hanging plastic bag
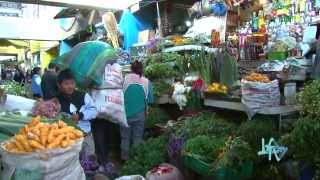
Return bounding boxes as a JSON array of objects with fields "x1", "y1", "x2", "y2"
[
  {"x1": 91, "y1": 89, "x2": 128, "y2": 127},
  {"x1": 97, "y1": 63, "x2": 123, "y2": 89},
  {"x1": 116, "y1": 175, "x2": 145, "y2": 180},
  {"x1": 0, "y1": 139, "x2": 85, "y2": 180}
]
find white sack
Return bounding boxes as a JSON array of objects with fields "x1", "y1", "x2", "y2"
[
  {"x1": 91, "y1": 89, "x2": 128, "y2": 127},
  {"x1": 0, "y1": 139, "x2": 85, "y2": 180}
]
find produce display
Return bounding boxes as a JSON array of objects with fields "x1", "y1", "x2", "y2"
[
  {"x1": 183, "y1": 135, "x2": 226, "y2": 163},
  {"x1": 0, "y1": 81, "x2": 27, "y2": 97},
  {"x1": 298, "y1": 80, "x2": 320, "y2": 118},
  {"x1": 146, "y1": 106, "x2": 171, "y2": 129},
  {"x1": 32, "y1": 99, "x2": 61, "y2": 119},
  {"x1": 153, "y1": 81, "x2": 172, "y2": 98},
  {"x1": 206, "y1": 83, "x2": 228, "y2": 94},
  {"x1": 120, "y1": 135, "x2": 167, "y2": 176},
  {"x1": 244, "y1": 72, "x2": 270, "y2": 83},
  {"x1": 2, "y1": 116, "x2": 83, "y2": 153}
]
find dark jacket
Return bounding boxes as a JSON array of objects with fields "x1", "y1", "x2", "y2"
[{"x1": 41, "y1": 71, "x2": 58, "y2": 100}]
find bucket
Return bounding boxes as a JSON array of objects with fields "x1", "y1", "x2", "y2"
[{"x1": 284, "y1": 83, "x2": 296, "y2": 105}]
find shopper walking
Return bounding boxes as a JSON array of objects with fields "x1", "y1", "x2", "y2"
[
  {"x1": 56, "y1": 69, "x2": 98, "y2": 173},
  {"x1": 121, "y1": 61, "x2": 154, "y2": 160},
  {"x1": 41, "y1": 63, "x2": 58, "y2": 100},
  {"x1": 31, "y1": 67, "x2": 42, "y2": 99},
  {"x1": 13, "y1": 66, "x2": 25, "y2": 85}
]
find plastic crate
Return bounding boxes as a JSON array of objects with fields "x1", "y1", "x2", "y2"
[
  {"x1": 213, "y1": 161, "x2": 253, "y2": 180},
  {"x1": 182, "y1": 154, "x2": 211, "y2": 176},
  {"x1": 267, "y1": 51, "x2": 288, "y2": 61}
]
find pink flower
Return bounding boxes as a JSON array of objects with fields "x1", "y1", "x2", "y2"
[{"x1": 192, "y1": 79, "x2": 204, "y2": 91}]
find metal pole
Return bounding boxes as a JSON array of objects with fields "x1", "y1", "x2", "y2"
[{"x1": 156, "y1": 0, "x2": 162, "y2": 37}]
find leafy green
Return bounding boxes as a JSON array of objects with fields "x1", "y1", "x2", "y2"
[
  {"x1": 183, "y1": 135, "x2": 226, "y2": 163},
  {"x1": 237, "y1": 118, "x2": 279, "y2": 151},
  {"x1": 280, "y1": 117, "x2": 320, "y2": 177},
  {"x1": 298, "y1": 80, "x2": 320, "y2": 118},
  {"x1": 170, "y1": 112, "x2": 237, "y2": 138},
  {"x1": 144, "y1": 63, "x2": 178, "y2": 80},
  {"x1": 213, "y1": 137, "x2": 254, "y2": 171},
  {"x1": 152, "y1": 81, "x2": 172, "y2": 97},
  {"x1": 120, "y1": 135, "x2": 168, "y2": 176},
  {"x1": 146, "y1": 106, "x2": 171, "y2": 129},
  {"x1": 0, "y1": 81, "x2": 27, "y2": 97}
]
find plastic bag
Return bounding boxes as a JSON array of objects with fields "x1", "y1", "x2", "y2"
[
  {"x1": 0, "y1": 139, "x2": 85, "y2": 180},
  {"x1": 91, "y1": 89, "x2": 128, "y2": 127},
  {"x1": 241, "y1": 80, "x2": 280, "y2": 118},
  {"x1": 97, "y1": 63, "x2": 123, "y2": 89},
  {"x1": 0, "y1": 94, "x2": 36, "y2": 112},
  {"x1": 116, "y1": 175, "x2": 145, "y2": 180},
  {"x1": 53, "y1": 41, "x2": 117, "y2": 88},
  {"x1": 146, "y1": 163, "x2": 183, "y2": 180}
]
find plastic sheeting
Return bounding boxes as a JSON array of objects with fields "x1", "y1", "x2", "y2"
[{"x1": 119, "y1": 10, "x2": 150, "y2": 50}]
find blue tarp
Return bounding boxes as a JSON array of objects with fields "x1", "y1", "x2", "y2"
[{"x1": 119, "y1": 10, "x2": 150, "y2": 50}]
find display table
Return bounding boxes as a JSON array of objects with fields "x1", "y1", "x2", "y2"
[{"x1": 204, "y1": 98, "x2": 301, "y2": 130}]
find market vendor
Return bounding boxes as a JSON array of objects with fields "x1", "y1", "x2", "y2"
[
  {"x1": 121, "y1": 61, "x2": 154, "y2": 160},
  {"x1": 56, "y1": 69, "x2": 98, "y2": 171}
]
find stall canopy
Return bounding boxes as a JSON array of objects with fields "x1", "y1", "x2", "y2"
[{"x1": 6, "y1": 0, "x2": 142, "y2": 10}]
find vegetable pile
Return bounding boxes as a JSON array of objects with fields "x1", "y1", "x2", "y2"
[
  {"x1": 120, "y1": 135, "x2": 167, "y2": 176},
  {"x1": 0, "y1": 81, "x2": 27, "y2": 97},
  {"x1": 298, "y1": 80, "x2": 320, "y2": 118},
  {"x1": 146, "y1": 106, "x2": 171, "y2": 129},
  {"x1": 183, "y1": 135, "x2": 226, "y2": 163},
  {"x1": 244, "y1": 73, "x2": 270, "y2": 83},
  {"x1": 32, "y1": 99, "x2": 61, "y2": 118},
  {"x1": 2, "y1": 116, "x2": 83, "y2": 153}
]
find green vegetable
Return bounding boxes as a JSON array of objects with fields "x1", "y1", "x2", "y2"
[
  {"x1": 0, "y1": 81, "x2": 27, "y2": 97},
  {"x1": 146, "y1": 106, "x2": 170, "y2": 129},
  {"x1": 189, "y1": 49, "x2": 214, "y2": 85},
  {"x1": 213, "y1": 137, "x2": 254, "y2": 171},
  {"x1": 237, "y1": 118, "x2": 279, "y2": 151},
  {"x1": 144, "y1": 63, "x2": 178, "y2": 80},
  {"x1": 170, "y1": 112, "x2": 237, "y2": 138},
  {"x1": 298, "y1": 80, "x2": 320, "y2": 118},
  {"x1": 183, "y1": 135, "x2": 226, "y2": 163},
  {"x1": 120, "y1": 135, "x2": 167, "y2": 176},
  {"x1": 280, "y1": 117, "x2": 320, "y2": 178},
  {"x1": 152, "y1": 81, "x2": 172, "y2": 97}
]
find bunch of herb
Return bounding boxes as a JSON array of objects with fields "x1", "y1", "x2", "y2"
[
  {"x1": 170, "y1": 112, "x2": 237, "y2": 138},
  {"x1": 213, "y1": 137, "x2": 254, "y2": 172},
  {"x1": 120, "y1": 135, "x2": 168, "y2": 176},
  {"x1": 167, "y1": 134, "x2": 186, "y2": 159},
  {"x1": 146, "y1": 52, "x2": 182, "y2": 65},
  {"x1": 144, "y1": 63, "x2": 178, "y2": 80},
  {"x1": 152, "y1": 81, "x2": 172, "y2": 97},
  {"x1": 280, "y1": 117, "x2": 320, "y2": 178},
  {"x1": 298, "y1": 80, "x2": 320, "y2": 118},
  {"x1": 183, "y1": 135, "x2": 226, "y2": 163},
  {"x1": 146, "y1": 106, "x2": 171, "y2": 129},
  {"x1": 0, "y1": 81, "x2": 27, "y2": 97},
  {"x1": 237, "y1": 118, "x2": 279, "y2": 151}
]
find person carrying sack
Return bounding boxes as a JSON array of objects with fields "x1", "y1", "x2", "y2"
[{"x1": 121, "y1": 61, "x2": 154, "y2": 161}]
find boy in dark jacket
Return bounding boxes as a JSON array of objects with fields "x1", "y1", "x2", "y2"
[{"x1": 56, "y1": 69, "x2": 98, "y2": 173}]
